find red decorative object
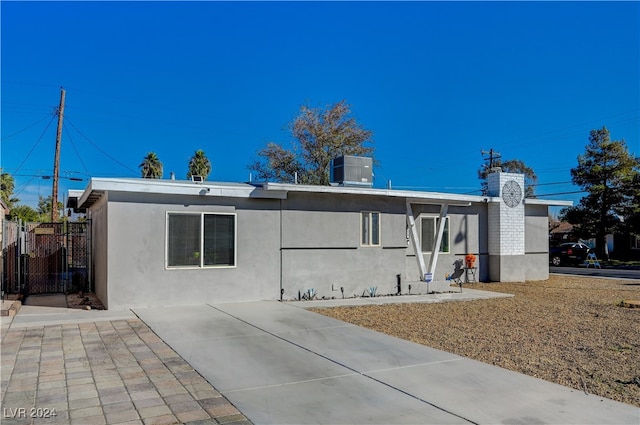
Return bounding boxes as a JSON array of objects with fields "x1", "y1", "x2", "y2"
[{"x1": 465, "y1": 254, "x2": 476, "y2": 268}]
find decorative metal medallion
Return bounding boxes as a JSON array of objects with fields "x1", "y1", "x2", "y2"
[{"x1": 502, "y1": 180, "x2": 522, "y2": 208}]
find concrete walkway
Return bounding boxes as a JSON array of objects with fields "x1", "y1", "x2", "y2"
[
  {"x1": 135, "y1": 301, "x2": 640, "y2": 425},
  {"x1": 2, "y1": 292, "x2": 639, "y2": 424},
  {"x1": 1, "y1": 295, "x2": 252, "y2": 425}
]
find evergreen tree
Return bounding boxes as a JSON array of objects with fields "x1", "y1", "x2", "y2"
[
  {"x1": 560, "y1": 127, "x2": 640, "y2": 259},
  {"x1": 622, "y1": 172, "x2": 640, "y2": 234}
]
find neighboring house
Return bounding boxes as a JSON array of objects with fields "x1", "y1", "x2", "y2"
[
  {"x1": 549, "y1": 221, "x2": 574, "y2": 245},
  {"x1": 68, "y1": 171, "x2": 572, "y2": 310},
  {"x1": 612, "y1": 233, "x2": 640, "y2": 261},
  {"x1": 549, "y1": 221, "x2": 640, "y2": 261}
]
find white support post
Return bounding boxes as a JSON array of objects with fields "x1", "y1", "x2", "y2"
[
  {"x1": 406, "y1": 200, "x2": 427, "y2": 280},
  {"x1": 427, "y1": 203, "x2": 449, "y2": 275}
]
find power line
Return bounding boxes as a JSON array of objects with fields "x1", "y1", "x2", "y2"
[
  {"x1": 13, "y1": 175, "x2": 38, "y2": 198},
  {"x1": 530, "y1": 181, "x2": 574, "y2": 187},
  {"x1": 481, "y1": 148, "x2": 502, "y2": 169},
  {"x1": 0, "y1": 114, "x2": 52, "y2": 141},
  {"x1": 63, "y1": 121, "x2": 90, "y2": 175},
  {"x1": 12, "y1": 112, "x2": 57, "y2": 176},
  {"x1": 64, "y1": 118, "x2": 138, "y2": 176},
  {"x1": 534, "y1": 190, "x2": 586, "y2": 197},
  {"x1": 12, "y1": 171, "x2": 85, "y2": 179}
]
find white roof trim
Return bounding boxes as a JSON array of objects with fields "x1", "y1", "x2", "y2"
[
  {"x1": 524, "y1": 198, "x2": 573, "y2": 207},
  {"x1": 73, "y1": 178, "x2": 573, "y2": 209},
  {"x1": 483, "y1": 196, "x2": 573, "y2": 207},
  {"x1": 77, "y1": 178, "x2": 286, "y2": 209},
  {"x1": 261, "y1": 182, "x2": 572, "y2": 207},
  {"x1": 261, "y1": 182, "x2": 483, "y2": 205}
]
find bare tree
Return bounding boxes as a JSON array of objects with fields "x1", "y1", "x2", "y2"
[{"x1": 250, "y1": 100, "x2": 374, "y2": 184}]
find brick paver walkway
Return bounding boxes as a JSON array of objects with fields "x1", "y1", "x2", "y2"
[{"x1": 1, "y1": 318, "x2": 252, "y2": 425}]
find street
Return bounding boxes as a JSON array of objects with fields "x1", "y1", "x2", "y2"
[{"x1": 550, "y1": 266, "x2": 640, "y2": 280}]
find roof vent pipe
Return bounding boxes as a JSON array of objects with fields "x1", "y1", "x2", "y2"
[{"x1": 170, "y1": 172, "x2": 175, "y2": 180}]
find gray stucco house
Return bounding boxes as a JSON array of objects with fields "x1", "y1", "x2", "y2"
[{"x1": 69, "y1": 171, "x2": 571, "y2": 310}]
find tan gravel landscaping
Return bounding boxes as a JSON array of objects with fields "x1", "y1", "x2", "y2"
[{"x1": 311, "y1": 274, "x2": 640, "y2": 408}]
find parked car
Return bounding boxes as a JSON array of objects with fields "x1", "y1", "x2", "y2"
[{"x1": 549, "y1": 242, "x2": 592, "y2": 266}]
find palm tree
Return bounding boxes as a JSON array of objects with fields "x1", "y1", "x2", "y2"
[
  {"x1": 1, "y1": 170, "x2": 19, "y2": 208},
  {"x1": 139, "y1": 152, "x2": 163, "y2": 179},
  {"x1": 187, "y1": 149, "x2": 211, "y2": 180}
]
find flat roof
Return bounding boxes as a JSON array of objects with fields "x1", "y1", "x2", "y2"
[
  {"x1": 260, "y1": 182, "x2": 574, "y2": 207},
  {"x1": 76, "y1": 178, "x2": 288, "y2": 209},
  {"x1": 72, "y1": 177, "x2": 573, "y2": 210},
  {"x1": 260, "y1": 182, "x2": 483, "y2": 204}
]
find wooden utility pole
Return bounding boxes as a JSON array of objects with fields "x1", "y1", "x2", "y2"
[
  {"x1": 481, "y1": 148, "x2": 502, "y2": 170},
  {"x1": 52, "y1": 87, "x2": 65, "y2": 222}
]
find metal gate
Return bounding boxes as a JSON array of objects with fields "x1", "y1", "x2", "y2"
[{"x1": 2, "y1": 220, "x2": 91, "y2": 296}]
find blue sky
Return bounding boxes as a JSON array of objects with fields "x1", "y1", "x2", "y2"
[{"x1": 2, "y1": 1, "x2": 639, "y2": 213}]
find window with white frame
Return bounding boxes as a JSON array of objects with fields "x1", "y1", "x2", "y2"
[
  {"x1": 361, "y1": 211, "x2": 380, "y2": 246},
  {"x1": 167, "y1": 212, "x2": 236, "y2": 268},
  {"x1": 633, "y1": 235, "x2": 640, "y2": 250},
  {"x1": 421, "y1": 216, "x2": 450, "y2": 253}
]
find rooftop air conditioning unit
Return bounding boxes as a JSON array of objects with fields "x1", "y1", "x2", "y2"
[{"x1": 331, "y1": 155, "x2": 373, "y2": 187}]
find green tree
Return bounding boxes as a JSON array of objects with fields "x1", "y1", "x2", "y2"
[
  {"x1": 560, "y1": 127, "x2": 640, "y2": 259},
  {"x1": 622, "y1": 172, "x2": 640, "y2": 235},
  {"x1": 9, "y1": 205, "x2": 40, "y2": 222},
  {"x1": 139, "y1": 152, "x2": 163, "y2": 179},
  {"x1": 249, "y1": 100, "x2": 374, "y2": 185},
  {"x1": 478, "y1": 159, "x2": 538, "y2": 197},
  {"x1": 37, "y1": 195, "x2": 64, "y2": 221},
  {"x1": 187, "y1": 149, "x2": 212, "y2": 180},
  {"x1": 1, "y1": 170, "x2": 19, "y2": 208}
]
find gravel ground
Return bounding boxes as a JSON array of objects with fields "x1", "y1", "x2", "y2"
[{"x1": 311, "y1": 274, "x2": 640, "y2": 407}]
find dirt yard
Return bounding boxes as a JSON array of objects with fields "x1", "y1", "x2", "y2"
[
  {"x1": 65, "y1": 291, "x2": 105, "y2": 310},
  {"x1": 311, "y1": 274, "x2": 640, "y2": 407}
]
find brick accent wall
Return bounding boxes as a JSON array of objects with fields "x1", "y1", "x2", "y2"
[{"x1": 487, "y1": 172, "x2": 525, "y2": 256}]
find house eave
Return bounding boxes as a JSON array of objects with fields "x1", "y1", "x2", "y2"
[
  {"x1": 76, "y1": 178, "x2": 286, "y2": 210},
  {"x1": 73, "y1": 178, "x2": 574, "y2": 210},
  {"x1": 481, "y1": 197, "x2": 573, "y2": 207},
  {"x1": 260, "y1": 182, "x2": 483, "y2": 206},
  {"x1": 523, "y1": 198, "x2": 573, "y2": 207}
]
